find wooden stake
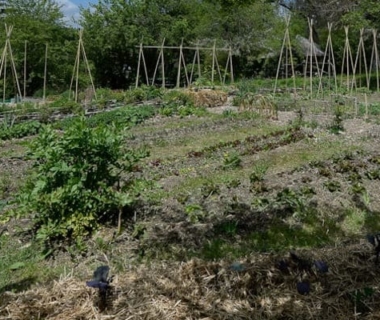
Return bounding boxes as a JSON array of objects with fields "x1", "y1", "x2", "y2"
[
  {"x1": 353, "y1": 28, "x2": 369, "y2": 91},
  {"x1": 160, "y1": 39, "x2": 165, "y2": 89},
  {"x1": 176, "y1": 40, "x2": 183, "y2": 88},
  {"x1": 43, "y1": 43, "x2": 48, "y2": 102},
  {"x1": 190, "y1": 40, "x2": 201, "y2": 84},
  {"x1": 223, "y1": 47, "x2": 234, "y2": 85},
  {"x1": 3, "y1": 51, "x2": 6, "y2": 103},
  {"x1": 319, "y1": 22, "x2": 338, "y2": 95},
  {"x1": 0, "y1": 25, "x2": 22, "y2": 103},
  {"x1": 152, "y1": 38, "x2": 165, "y2": 87},
  {"x1": 369, "y1": 29, "x2": 379, "y2": 91},
  {"x1": 341, "y1": 26, "x2": 355, "y2": 93},
  {"x1": 274, "y1": 16, "x2": 296, "y2": 94},
  {"x1": 80, "y1": 35, "x2": 97, "y2": 101},
  {"x1": 212, "y1": 40, "x2": 216, "y2": 84},
  {"x1": 69, "y1": 29, "x2": 96, "y2": 102},
  {"x1": 23, "y1": 40, "x2": 27, "y2": 98}
]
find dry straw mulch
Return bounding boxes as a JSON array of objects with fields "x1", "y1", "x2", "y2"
[
  {"x1": 1, "y1": 243, "x2": 380, "y2": 319},
  {"x1": 185, "y1": 89, "x2": 228, "y2": 108}
]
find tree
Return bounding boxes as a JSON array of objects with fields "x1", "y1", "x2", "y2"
[{"x1": 0, "y1": 0, "x2": 77, "y2": 96}]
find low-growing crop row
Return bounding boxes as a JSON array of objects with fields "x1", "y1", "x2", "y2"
[{"x1": 0, "y1": 121, "x2": 42, "y2": 140}]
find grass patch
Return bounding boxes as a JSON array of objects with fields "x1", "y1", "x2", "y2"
[{"x1": 0, "y1": 234, "x2": 64, "y2": 293}]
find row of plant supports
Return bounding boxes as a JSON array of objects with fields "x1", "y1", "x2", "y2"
[
  {"x1": 2, "y1": 18, "x2": 380, "y2": 106},
  {"x1": 135, "y1": 39, "x2": 234, "y2": 88},
  {"x1": 0, "y1": 24, "x2": 95, "y2": 104},
  {"x1": 274, "y1": 17, "x2": 380, "y2": 97}
]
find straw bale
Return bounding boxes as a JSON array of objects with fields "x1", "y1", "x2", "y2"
[
  {"x1": 185, "y1": 89, "x2": 228, "y2": 108},
  {"x1": 2, "y1": 243, "x2": 380, "y2": 319}
]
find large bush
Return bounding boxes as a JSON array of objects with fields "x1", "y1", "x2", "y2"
[{"x1": 16, "y1": 117, "x2": 148, "y2": 244}]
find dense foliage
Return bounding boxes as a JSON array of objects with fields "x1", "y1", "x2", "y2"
[{"x1": 15, "y1": 117, "x2": 148, "y2": 244}]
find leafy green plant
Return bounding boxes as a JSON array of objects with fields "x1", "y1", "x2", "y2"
[
  {"x1": 49, "y1": 97, "x2": 83, "y2": 115},
  {"x1": 0, "y1": 121, "x2": 42, "y2": 140},
  {"x1": 250, "y1": 163, "x2": 269, "y2": 183},
  {"x1": 185, "y1": 204, "x2": 205, "y2": 223},
  {"x1": 15, "y1": 117, "x2": 149, "y2": 246},
  {"x1": 200, "y1": 181, "x2": 220, "y2": 198},
  {"x1": 329, "y1": 106, "x2": 344, "y2": 134},
  {"x1": 324, "y1": 180, "x2": 341, "y2": 192},
  {"x1": 222, "y1": 152, "x2": 242, "y2": 170},
  {"x1": 249, "y1": 163, "x2": 269, "y2": 193},
  {"x1": 276, "y1": 187, "x2": 312, "y2": 218},
  {"x1": 215, "y1": 221, "x2": 238, "y2": 236}
]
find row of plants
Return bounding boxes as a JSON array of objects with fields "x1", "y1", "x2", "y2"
[
  {"x1": 186, "y1": 125, "x2": 305, "y2": 159},
  {"x1": 0, "y1": 121, "x2": 42, "y2": 140}
]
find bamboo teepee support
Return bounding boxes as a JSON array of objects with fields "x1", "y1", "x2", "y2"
[
  {"x1": 189, "y1": 40, "x2": 201, "y2": 84},
  {"x1": 0, "y1": 24, "x2": 22, "y2": 103},
  {"x1": 223, "y1": 46, "x2": 234, "y2": 84},
  {"x1": 136, "y1": 41, "x2": 231, "y2": 87},
  {"x1": 341, "y1": 26, "x2": 355, "y2": 93},
  {"x1": 152, "y1": 38, "x2": 166, "y2": 88},
  {"x1": 176, "y1": 39, "x2": 190, "y2": 88},
  {"x1": 211, "y1": 40, "x2": 222, "y2": 84},
  {"x1": 274, "y1": 16, "x2": 296, "y2": 94},
  {"x1": 69, "y1": 29, "x2": 97, "y2": 103},
  {"x1": 369, "y1": 29, "x2": 380, "y2": 91},
  {"x1": 352, "y1": 28, "x2": 369, "y2": 91},
  {"x1": 43, "y1": 43, "x2": 48, "y2": 102},
  {"x1": 303, "y1": 18, "x2": 322, "y2": 97},
  {"x1": 135, "y1": 42, "x2": 149, "y2": 88},
  {"x1": 318, "y1": 22, "x2": 338, "y2": 95},
  {"x1": 23, "y1": 40, "x2": 27, "y2": 98}
]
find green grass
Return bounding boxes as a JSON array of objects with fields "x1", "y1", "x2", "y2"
[{"x1": 0, "y1": 234, "x2": 64, "y2": 294}]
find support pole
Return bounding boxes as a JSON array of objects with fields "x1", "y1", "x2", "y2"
[
  {"x1": 370, "y1": 29, "x2": 380, "y2": 91},
  {"x1": 24, "y1": 40, "x2": 27, "y2": 98},
  {"x1": 43, "y1": 43, "x2": 48, "y2": 102},
  {"x1": 69, "y1": 29, "x2": 96, "y2": 102},
  {"x1": 274, "y1": 16, "x2": 296, "y2": 94},
  {"x1": 341, "y1": 26, "x2": 355, "y2": 93},
  {"x1": 319, "y1": 22, "x2": 337, "y2": 95},
  {"x1": 353, "y1": 28, "x2": 369, "y2": 91}
]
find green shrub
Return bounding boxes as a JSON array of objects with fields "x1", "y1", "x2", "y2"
[
  {"x1": 49, "y1": 97, "x2": 83, "y2": 115},
  {"x1": 56, "y1": 105, "x2": 157, "y2": 130},
  {"x1": 0, "y1": 121, "x2": 42, "y2": 140},
  {"x1": 15, "y1": 117, "x2": 149, "y2": 245}
]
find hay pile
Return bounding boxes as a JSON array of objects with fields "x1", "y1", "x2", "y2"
[
  {"x1": 239, "y1": 93, "x2": 278, "y2": 118},
  {"x1": 185, "y1": 89, "x2": 228, "y2": 108},
  {"x1": 1, "y1": 243, "x2": 380, "y2": 319}
]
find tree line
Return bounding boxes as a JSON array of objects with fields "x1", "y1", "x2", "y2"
[{"x1": 1, "y1": 0, "x2": 380, "y2": 96}]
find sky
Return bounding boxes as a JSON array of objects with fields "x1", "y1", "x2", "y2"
[{"x1": 57, "y1": 0, "x2": 93, "y2": 24}]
